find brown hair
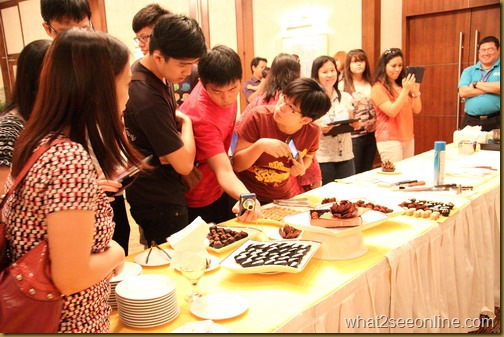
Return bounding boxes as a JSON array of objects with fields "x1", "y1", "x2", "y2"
[
  {"x1": 12, "y1": 28, "x2": 144, "y2": 178},
  {"x1": 343, "y1": 49, "x2": 374, "y2": 93}
]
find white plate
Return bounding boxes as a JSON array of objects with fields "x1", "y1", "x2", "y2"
[
  {"x1": 115, "y1": 274, "x2": 176, "y2": 300},
  {"x1": 190, "y1": 293, "x2": 249, "y2": 320},
  {"x1": 134, "y1": 248, "x2": 174, "y2": 267},
  {"x1": 266, "y1": 227, "x2": 303, "y2": 241},
  {"x1": 283, "y1": 209, "x2": 389, "y2": 238},
  {"x1": 376, "y1": 170, "x2": 402, "y2": 175},
  {"x1": 207, "y1": 226, "x2": 260, "y2": 253},
  {"x1": 220, "y1": 240, "x2": 321, "y2": 274},
  {"x1": 110, "y1": 262, "x2": 142, "y2": 282},
  {"x1": 175, "y1": 255, "x2": 220, "y2": 273}
]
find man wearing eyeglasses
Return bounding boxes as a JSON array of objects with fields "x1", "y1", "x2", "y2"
[
  {"x1": 132, "y1": 4, "x2": 170, "y2": 57},
  {"x1": 41, "y1": 0, "x2": 94, "y2": 38},
  {"x1": 458, "y1": 35, "x2": 500, "y2": 131},
  {"x1": 232, "y1": 78, "x2": 331, "y2": 204}
]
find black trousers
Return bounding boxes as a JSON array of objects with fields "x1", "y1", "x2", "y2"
[
  {"x1": 460, "y1": 114, "x2": 500, "y2": 132},
  {"x1": 111, "y1": 195, "x2": 131, "y2": 255}
]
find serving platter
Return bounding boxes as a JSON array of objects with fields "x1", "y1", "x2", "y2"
[
  {"x1": 206, "y1": 225, "x2": 261, "y2": 253},
  {"x1": 220, "y1": 239, "x2": 321, "y2": 274}
]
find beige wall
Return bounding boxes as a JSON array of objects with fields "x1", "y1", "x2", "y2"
[
  {"x1": 105, "y1": 0, "x2": 191, "y2": 59},
  {"x1": 208, "y1": 0, "x2": 238, "y2": 51},
  {"x1": 380, "y1": 0, "x2": 402, "y2": 53}
]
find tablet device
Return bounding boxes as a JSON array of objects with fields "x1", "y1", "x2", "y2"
[
  {"x1": 406, "y1": 66, "x2": 425, "y2": 83},
  {"x1": 326, "y1": 118, "x2": 360, "y2": 126}
]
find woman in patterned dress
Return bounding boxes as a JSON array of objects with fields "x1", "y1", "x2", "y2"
[
  {"x1": 0, "y1": 39, "x2": 51, "y2": 191},
  {"x1": 3, "y1": 29, "x2": 145, "y2": 333}
]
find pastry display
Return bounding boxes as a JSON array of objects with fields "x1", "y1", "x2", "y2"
[
  {"x1": 207, "y1": 225, "x2": 248, "y2": 249},
  {"x1": 261, "y1": 206, "x2": 304, "y2": 222},
  {"x1": 233, "y1": 242, "x2": 311, "y2": 268},
  {"x1": 278, "y1": 224, "x2": 302, "y2": 239},
  {"x1": 399, "y1": 198, "x2": 454, "y2": 219},
  {"x1": 309, "y1": 200, "x2": 361, "y2": 228},
  {"x1": 329, "y1": 200, "x2": 359, "y2": 219},
  {"x1": 381, "y1": 160, "x2": 396, "y2": 172},
  {"x1": 354, "y1": 200, "x2": 393, "y2": 214},
  {"x1": 321, "y1": 197, "x2": 337, "y2": 204}
]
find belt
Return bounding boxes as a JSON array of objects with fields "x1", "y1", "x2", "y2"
[{"x1": 466, "y1": 112, "x2": 500, "y2": 120}]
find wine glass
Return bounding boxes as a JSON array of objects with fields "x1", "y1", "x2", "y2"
[{"x1": 179, "y1": 250, "x2": 207, "y2": 302}]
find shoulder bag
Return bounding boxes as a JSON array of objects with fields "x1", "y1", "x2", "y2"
[{"x1": 0, "y1": 138, "x2": 66, "y2": 333}]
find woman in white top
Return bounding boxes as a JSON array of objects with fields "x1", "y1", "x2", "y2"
[
  {"x1": 311, "y1": 55, "x2": 361, "y2": 185},
  {"x1": 342, "y1": 49, "x2": 377, "y2": 173}
]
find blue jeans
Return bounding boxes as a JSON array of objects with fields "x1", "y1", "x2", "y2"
[
  {"x1": 352, "y1": 132, "x2": 377, "y2": 174},
  {"x1": 319, "y1": 159, "x2": 355, "y2": 185},
  {"x1": 130, "y1": 203, "x2": 188, "y2": 246}
]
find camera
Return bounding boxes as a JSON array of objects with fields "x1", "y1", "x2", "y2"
[{"x1": 239, "y1": 193, "x2": 256, "y2": 216}]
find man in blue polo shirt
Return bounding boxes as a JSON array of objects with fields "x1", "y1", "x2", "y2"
[{"x1": 458, "y1": 36, "x2": 500, "y2": 131}]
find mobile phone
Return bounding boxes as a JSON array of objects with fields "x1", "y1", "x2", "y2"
[
  {"x1": 287, "y1": 138, "x2": 300, "y2": 161},
  {"x1": 105, "y1": 155, "x2": 152, "y2": 197},
  {"x1": 405, "y1": 66, "x2": 425, "y2": 83},
  {"x1": 238, "y1": 193, "x2": 256, "y2": 216}
]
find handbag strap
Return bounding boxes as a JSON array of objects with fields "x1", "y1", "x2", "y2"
[{"x1": 0, "y1": 138, "x2": 68, "y2": 210}]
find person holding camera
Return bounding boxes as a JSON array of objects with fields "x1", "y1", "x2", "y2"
[
  {"x1": 179, "y1": 45, "x2": 261, "y2": 224},
  {"x1": 371, "y1": 48, "x2": 422, "y2": 163},
  {"x1": 232, "y1": 78, "x2": 331, "y2": 204}
]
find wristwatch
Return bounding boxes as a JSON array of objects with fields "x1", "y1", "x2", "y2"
[{"x1": 472, "y1": 81, "x2": 478, "y2": 89}]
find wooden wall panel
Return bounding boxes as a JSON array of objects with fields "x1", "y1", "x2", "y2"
[
  {"x1": 235, "y1": 0, "x2": 253, "y2": 113},
  {"x1": 361, "y1": 0, "x2": 380, "y2": 71}
]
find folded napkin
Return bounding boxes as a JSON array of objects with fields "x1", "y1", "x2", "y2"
[
  {"x1": 167, "y1": 216, "x2": 210, "y2": 269},
  {"x1": 172, "y1": 320, "x2": 231, "y2": 333}
]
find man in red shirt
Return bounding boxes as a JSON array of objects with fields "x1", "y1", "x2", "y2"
[
  {"x1": 233, "y1": 78, "x2": 331, "y2": 203},
  {"x1": 180, "y1": 45, "x2": 261, "y2": 224}
]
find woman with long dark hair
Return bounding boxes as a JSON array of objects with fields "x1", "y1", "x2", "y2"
[
  {"x1": 4, "y1": 29, "x2": 145, "y2": 332},
  {"x1": 343, "y1": 49, "x2": 377, "y2": 173},
  {"x1": 311, "y1": 55, "x2": 359, "y2": 184},
  {"x1": 371, "y1": 48, "x2": 421, "y2": 163},
  {"x1": 0, "y1": 39, "x2": 51, "y2": 189}
]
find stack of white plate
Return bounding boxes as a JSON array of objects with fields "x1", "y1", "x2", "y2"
[
  {"x1": 115, "y1": 274, "x2": 180, "y2": 328},
  {"x1": 109, "y1": 262, "x2": 143, "y2": 309}
]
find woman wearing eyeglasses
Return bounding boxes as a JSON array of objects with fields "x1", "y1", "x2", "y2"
[
  {"x1": 371, "y1": 48, "x2": 422, "y2": 163},
  {"x1": 311, "y1": 55, "x2": 361, "y2": 185}
]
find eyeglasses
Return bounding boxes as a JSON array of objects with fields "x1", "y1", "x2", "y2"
[
  {"x1": 281, "y1": 96, "x2": 302, "y2": 115},
  {"x1": 479, "y1": 47, "x2": 497, "y2": 54},
  {"x1": 384, "y1": 48, "x2": 401, "y2": 56},
  {"x1": 46, "y1": 20, "x2": 94, "y2": 35},
  {"x1": 133, "y1": 34, "x2": 152, "y2": 44}
]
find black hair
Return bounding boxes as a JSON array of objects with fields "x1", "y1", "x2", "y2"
[
  {"x1": 1, "y1": 39, "x2": 51, "y2": 121},
  {"x1": 40, "y1": 0, "x2": 91, "y2": 23},
  {"x1": 343, "y1": 49, "x2": 374, "y2": 94},
  {"x1": 13, "y1": 29, "x2": 144, "y2": 179},
  {"x1": 478, "y1": 36, "x2": 500, "y2": 50},
  {"x1": 263, "y1": 53, "x2": 300, "y2": 102},
  {"x1": 149, "y1": 14, "x2": 207, "y2": 59},
  {"x1": 250, "y1": 56, "x2": 267, "y2": 72},
  {"x1": 373, "y1": 48, "x2": 405, "y2": 97},
  {"x1": 198, "y1": 45, "x2": 242, "y2": 87},
  {"x1": 132, "y1": 3, "x2": 171, "y2": 33},
  {"x1": 311, "y1": 55, "x2": 341, "y2": 102},
  {"x1": 283, "y1": 78, "x2": 331, "y2": 121}
]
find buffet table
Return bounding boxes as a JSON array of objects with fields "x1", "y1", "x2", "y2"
[{"x1": 109, "y1": 145, "x2": 500, "y2": 333}]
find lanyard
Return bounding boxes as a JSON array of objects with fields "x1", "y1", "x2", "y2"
[{"x1": 479, "y1": 68, "x2": 493, "y2": 82}]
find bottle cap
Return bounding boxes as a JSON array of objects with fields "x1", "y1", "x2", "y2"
[{"x1": 434, "y1": 141, "x2": 446, "y2": 151}]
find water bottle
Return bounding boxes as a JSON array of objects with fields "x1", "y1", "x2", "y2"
[{"x1": 434, "y1": 141, "x2": 446, "y2": 185}]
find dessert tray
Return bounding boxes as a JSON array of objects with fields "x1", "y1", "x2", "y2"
[
  {"x1": 206, "y1": 225, "x2": 261, "y2": 253},
  {"x1": 220, "y1": 240, "x2": 321, "y2": 274}
]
